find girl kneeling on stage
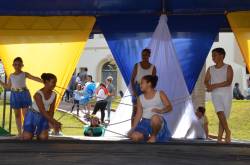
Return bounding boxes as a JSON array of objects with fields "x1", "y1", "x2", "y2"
[
  {"x1": 23, "y1": 73, "x2": 61, "y2": 140},
  {"x1": 128, "y1": 75, "x2": 172, "y2": 143}
]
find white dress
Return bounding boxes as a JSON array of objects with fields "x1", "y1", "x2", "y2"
[{"x1": 209, "y1": 64, "x2": 232, "y2": 119}]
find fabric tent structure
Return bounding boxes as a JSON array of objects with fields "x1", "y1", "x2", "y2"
[
  {"x1": 0, "y1": 0, "x2": 249, "y2": 17},
  {"x1": 98, "y1": 15, "x2": 225, "y2": 93},
  {"x1": 148, "y1": 15, "x2": 200, "y2": 138},
  {"x1": 0, "y1": 1, "x2": 249, "y2": 139},
  {"x1": 227, "y1": 11, "x2": 250, "y2": 73},
  {"x1": 0, "y1": 16, "x2": 95, "y2": 107}
]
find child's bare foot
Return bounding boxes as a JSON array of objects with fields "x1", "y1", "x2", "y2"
[
  {"x1": 147, "y1": 136, "x2": 156, "y2": 143},
  {"x1": 225, "y1": 130, "x2": 231, "y2": 143}
]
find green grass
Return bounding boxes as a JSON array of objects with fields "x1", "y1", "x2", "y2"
[
  {"x1": 1, "y1": 99, "x2": 250, "y2": 140},
  {"x1": 206, "y1": 100, "x2": 250, "y2": 140},
  {"x1": 0, "y1": 104, "x2": 84, "y2": 136}
]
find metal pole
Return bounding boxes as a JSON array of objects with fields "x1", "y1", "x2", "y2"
[
  {"x1": 1, "y1": 75, "x2": 7, "y2": 128},
  {"x1": 162, "y1": 0, "x2": 166, "y2": 14},
  {"x1": 8, "y1": 107, "x2": 12, "y2": 134}
]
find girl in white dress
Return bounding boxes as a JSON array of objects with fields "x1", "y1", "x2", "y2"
[{"x1": 204, "y1": 48, "x2": 233, "y2": 143}]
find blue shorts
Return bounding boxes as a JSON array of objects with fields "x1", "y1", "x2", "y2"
[
  {"x1": 23, "y1": 110, "x2": 49, "y2": 135},
  {"x1": 10, "y1": 90, "x2": 32, "y2": 109},
  {"x1": 134, "y1": 118, "x2": 171, "y2": 142},
  {"x1": 132, "y1": 82, "x2": 143, "y2": 104}
]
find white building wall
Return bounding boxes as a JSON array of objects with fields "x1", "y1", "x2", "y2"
[
  {"x1": 76, "y1": 33, "x2": 248, "y2": 100},
  {"x1": 76, "y1": 34, "x2": 127, "y2": 95}
]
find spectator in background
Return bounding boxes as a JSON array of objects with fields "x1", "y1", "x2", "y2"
[
  {"x1": 65, "y1": 72, "x2": 77, "y2": 102},
  {"x1": 76, "y1": 73, "x2": 81, "y2": 86},
  {"x1": 79, "y1": 67, "x2": 88, "y2": 84},
  {"x1": 233, "y1": 83, "x2": 245, "y2": 100},
  {"x1": 105, "y1": 76, "x2": 115, "y2": 122}
]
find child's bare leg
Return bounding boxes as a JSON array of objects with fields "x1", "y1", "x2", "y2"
[
  {"x1": 148, "y1": 115, "x2": 162, "y2": 143},
  {"x1": 37, "y1": 131, "x2": 49, "y2": 141},
  {"x1": 14, "y1": 109, "x2": 22, "y2": 137},
  {"x1": 217, "y1": 111, "x2": 231, "y2": 143},
  {"x1": 22, "y1": 131, "x2": 33, "y2": 140},
  {"x1": 217, "y1": 121, "x2": 224, "y2": 143},
  {"x1": 130, "y1": 132, "x2": 144, "y2": 142}
]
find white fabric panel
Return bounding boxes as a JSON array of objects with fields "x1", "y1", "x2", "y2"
[
  {"x1": 148, "y1": 15, "x2": 203, "y2": 138},
  {"x1": 104, "y1": 90, "x2": 132, "y2": 137}
]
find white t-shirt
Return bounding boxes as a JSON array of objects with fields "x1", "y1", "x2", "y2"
[
  {"x1": 96, "y1": 89, "x2": 107, "y2": 101},
  {"x1": 209, "y1": 64, "x2": 232, "y2": 95},
  {"x1": 10, "y1": 72, "x2": 26, "y2": 89},
  {"x1": 135, "y1": 63, "x2": 155, "y2": 84},
  {"x1": 139, "y1": 91, "x2": 165, "y2": 119},
  {"x1": 32, "y1": 90, "x2": 56, "y2": 112},
  {"x1": 76, "y1": 76, "x2": 81, "y2": 84}
]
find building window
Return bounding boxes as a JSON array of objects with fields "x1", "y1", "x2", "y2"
[{"x1": 101, "y1": 61, "x2": 117, "y2": 94}]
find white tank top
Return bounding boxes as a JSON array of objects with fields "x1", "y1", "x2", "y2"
[
  {"x1": 135, "y1": 63, "x2": 154, "y2": 83},
  {"x1": 32, "y1": 90, "x2": 56, "y2": 112},
  {"x1": 209, "y1": 64, "x2": 232, "y2": 95},
  {"x1": 139, "y1": 91, "x2": 165, "y2": 119},
  {"x1": 10, "y1": 72, "x2": 26, "y2": 89}
]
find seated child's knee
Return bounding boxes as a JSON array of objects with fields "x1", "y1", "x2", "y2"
[
  {"x1": 38, "y1": 133, "x2": 48, "y2": 141},
  {"x1": 151, "y1": 115, "x2": 162, "y2": 124},
  {"x1": 131, "y1": 132, "x2": 143, "y2": 142},
  {"x1": 22, "y1": 133, "x2": 33, "y2": 140}
]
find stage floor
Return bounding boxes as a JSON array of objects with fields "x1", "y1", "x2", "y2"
[{"x1": 1, "y1": 137, "x2": 250, "y2": 165}]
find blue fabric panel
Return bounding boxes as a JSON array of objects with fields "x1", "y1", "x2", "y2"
[{"x1": 99, "y1": 15, "x2": 225, "y2": 93}]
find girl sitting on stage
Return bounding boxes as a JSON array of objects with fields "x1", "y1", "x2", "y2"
[
  {"x1": 22, "y1": 73, "x2": 61, "y2": 140},
  {"x1": 0, "y1": 57, "x2": 42, "y2": 137},
  {"x1": 128, "y1": 75, "x2": 172, "y2": 143}
]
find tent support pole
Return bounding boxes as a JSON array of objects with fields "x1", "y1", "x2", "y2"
[
  {"x1": 8, "y1": 107, "x2": 12, "y2": 134},
  {"x1": 1, "y1": 75, "x2": 7, "y2": 129},
  {"x1": 162, "y1": 0, "x2": 166, "y2": 14}
]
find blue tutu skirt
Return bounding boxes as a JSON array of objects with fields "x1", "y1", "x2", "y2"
[
  {"x1": 10, "y1": 90, "x2": 32, "y2": 109},
  {"x1": 134, "y1": 117, "x2": 171, "y2": 142},
  {"x1": 23, "y1": 110, "x2": 49, "y2": 135}
]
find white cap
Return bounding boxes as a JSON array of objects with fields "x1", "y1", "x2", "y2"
[{"x1": 106, "y1": 76, "x2": 113, "y2": 81}]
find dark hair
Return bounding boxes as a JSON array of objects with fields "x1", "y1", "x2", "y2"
[
  {"x1": 212, "y1": 47, "x2": 226, "y2": 58},
  {"x1": 41, "y1": 73, "x2": 57, "y2": 82},
  {"x1": 142, "y1": 48, "x2": 151, "y2": 54},
  {"x1": 13, "y1": 57, "x2": 23, "y2": 63},
  {"x1": 99, "y1": 83, "x2": 106, "y2": 88},
  {"x1": 84, "y1": 67, "x2": 88, "y2": 72},
  {"x1": 197, "y1": 106, "x2": 206, "y2": 115},
  {"x1": 87, "y1": 75, "x2": 93, "y2": 81},
  {"x1": 142, "y1": 75, "x2": 158, "y2": 88},
  {"x1": 235, "y1": 83, "x2": 239, "y2": 86}
]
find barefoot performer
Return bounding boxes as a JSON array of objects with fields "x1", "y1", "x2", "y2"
[
  {"x1": 131, "y1": 48, "x2": 157, "y2": 126},
  {"x1": 129, "y1": 75, "x2": 172, "y2": 143},
  {"x1": 0, "y1": 57, "x2": 42, "y2": 137},
  {"x1": 204, "y1": 48, "x2": 233, "y2": 143},
  {"x1": 22, "y1": 73, "x2": 61, "y2": 140}
]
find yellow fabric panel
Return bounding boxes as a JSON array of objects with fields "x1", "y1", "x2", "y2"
[
  {"x1": 227, "y1": 12, "x2": 250, "y2": 72},
  {"x1": 0, "y1": 16, "x2": 95, "y2": 108}
]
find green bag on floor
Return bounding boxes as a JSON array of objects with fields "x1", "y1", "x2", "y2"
[{"x1": 0, "y1": 127, "x2": 10, "y2": 136}]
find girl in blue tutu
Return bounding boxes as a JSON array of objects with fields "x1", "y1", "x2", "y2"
[
  {"x1": 128, "y1": 75, "x2": 172, "y2": 143},
  {"x1": 22, "y1": 73, "x2": 61, "y2": 140},
  {"x1": 0, "y1": 57, "x2": 42, "y2": 137}
]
